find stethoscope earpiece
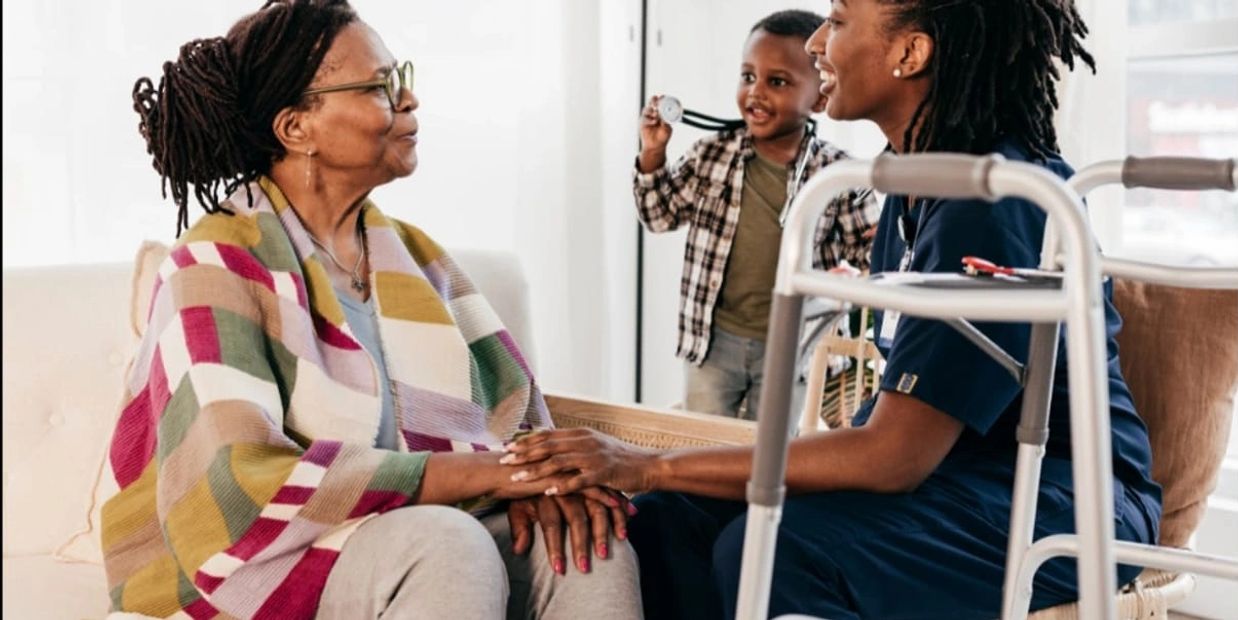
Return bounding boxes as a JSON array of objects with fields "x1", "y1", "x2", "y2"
[{"x1": 657, "y1": 95, "x2": 747, "y2": 132}]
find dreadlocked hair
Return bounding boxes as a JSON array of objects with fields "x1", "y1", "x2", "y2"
[
  {"x1": 879, "y1": 0, "x2": 1095, "y2": 160},
  {"x1": 132, "y1": 0, "x2": 357, "y2": 236}
]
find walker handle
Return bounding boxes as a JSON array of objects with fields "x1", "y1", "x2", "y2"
[
  {"x1": 1121, "y1": 156, "x2": 1237, "y2": 191},
  {"x1": 871, "y1": 153, "x2": 1003, "y2": 200}
]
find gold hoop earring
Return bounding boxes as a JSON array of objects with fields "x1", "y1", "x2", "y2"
[
  {"x1": 304, "y1": 149, "x2": 315, "y2": 189},
  {"x1": 893, "y1": 68, "x2": 903, "y2": 78}
]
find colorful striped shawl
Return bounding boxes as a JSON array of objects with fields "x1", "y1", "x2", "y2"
[{"x1": 101, "y1": 178, "x2": 550, "y2": 618}]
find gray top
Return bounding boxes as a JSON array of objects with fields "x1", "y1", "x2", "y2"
[{"x1": 337, "y1": 290, "x2": 399, "y2": 451}]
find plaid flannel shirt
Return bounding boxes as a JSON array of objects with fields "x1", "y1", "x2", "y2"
[{"x1": 633, "y1": 127, "x2": 878, "y2": 365}]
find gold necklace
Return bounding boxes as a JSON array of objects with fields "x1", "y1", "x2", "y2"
[{"x1": 308, "y1": 224, "x2": 367, "y2": 292}]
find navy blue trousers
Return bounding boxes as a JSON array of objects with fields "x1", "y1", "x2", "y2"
[{"x1": 628, "y1": 461, "x2": 1156, "y2": 620}]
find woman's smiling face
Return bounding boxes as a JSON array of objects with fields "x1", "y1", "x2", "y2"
[{"x1": 806, "y1": 0, "x2": 909, "y2": 124}]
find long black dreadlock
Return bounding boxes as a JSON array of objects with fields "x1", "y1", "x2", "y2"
[
  {"x1": 879, "y1": 0, "x2": 1095, "y2": 160},
  {"x1": 131, "y1": 0, "x2": 357, "y2": 236}
]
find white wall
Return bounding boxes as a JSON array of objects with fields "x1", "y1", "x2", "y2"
[{"x1": 1, "y1": 0, "x2": 641, "y2": 402}]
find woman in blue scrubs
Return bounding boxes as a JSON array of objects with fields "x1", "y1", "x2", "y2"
[{"x1": 503, "y1": 1, "x2": 1161, "y2": 618}]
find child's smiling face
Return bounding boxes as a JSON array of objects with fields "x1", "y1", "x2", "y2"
[{"x1": 736, "y1": 29, "x2": 827, "y2": 144}]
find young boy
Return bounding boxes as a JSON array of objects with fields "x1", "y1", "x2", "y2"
[{"x1": 634, "y1": 10, "x2": 877, "y2": 420}]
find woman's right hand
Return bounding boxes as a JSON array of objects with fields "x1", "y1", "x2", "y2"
[
  {"x1": 638, "y1": 96, "x2": 672, "y2": 172},
  {"x1": 502, "y1": 428, "x2": 662, "y2": 495}
]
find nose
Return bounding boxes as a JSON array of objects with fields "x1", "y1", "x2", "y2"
[
  {"x1": 396, "y1": 86, "x2": 418, "y2": 112},
  {"x1": 805, "y1": 23, "x2": 828, "y2": 56},
  {"x1": 746, "y1": 79, "x2": 766, "y2": 100}
]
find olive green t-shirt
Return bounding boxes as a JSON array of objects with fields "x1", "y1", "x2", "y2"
[{"x1": 713, "y1": 152, "x2": 787, "y2": 340}]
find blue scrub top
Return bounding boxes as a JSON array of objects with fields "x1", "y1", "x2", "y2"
[{"x1": 853, "y1": 139, "x2": 1161, "y2": 511}]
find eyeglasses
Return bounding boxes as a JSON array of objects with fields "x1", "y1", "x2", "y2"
[{"x1": 303, "y1": 60, "x2": 414, "y2": 110}]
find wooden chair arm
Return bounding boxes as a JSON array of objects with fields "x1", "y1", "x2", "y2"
[{"x1": 545, "y1": 392, "x2": 756, "y2": 450}]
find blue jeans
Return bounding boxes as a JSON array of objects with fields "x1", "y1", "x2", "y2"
[{"x1": 684, "y1": 327, "x2": 805, "y2": 421}]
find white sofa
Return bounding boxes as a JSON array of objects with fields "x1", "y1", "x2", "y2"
[
  {"x1": 0, "y1": 248, "x2": 546, "y2": 619},
  {"x1": 1, "y1": 247, "x2": 755, "y2": 619}
]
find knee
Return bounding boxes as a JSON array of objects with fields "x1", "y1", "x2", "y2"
[
  {"x1": 386, "y1": 506, "x2": 504, "y2": 574},
  {"x1": 594, "y1": 537, "x2": 639, "y2": 579}
]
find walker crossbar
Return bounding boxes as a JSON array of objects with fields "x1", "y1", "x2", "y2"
[
  {"x1": 1066, "y1": 156, "x2": 1238, "y2": 289},
  {"x1": 737, "y1": 154, "x2": 1117, "y2": 620}
]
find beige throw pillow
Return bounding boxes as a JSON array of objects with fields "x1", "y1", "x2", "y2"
[{"x1": 1113, "y1": 279, "x2": 1238, "y2": 548}]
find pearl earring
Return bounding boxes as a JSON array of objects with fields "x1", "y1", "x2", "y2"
[
  {"x1": 304, "y1": 149, "x2": 315, "y2": 189},
  {"x1": 893, "y1": 68, "x2": 903, "y2": 78}
]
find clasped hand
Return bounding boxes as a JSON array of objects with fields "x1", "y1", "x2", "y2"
[{"x1": 495, "y1": 430, "x2": 653, "y2": 576}]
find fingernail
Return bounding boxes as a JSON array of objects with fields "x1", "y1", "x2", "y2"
[
  {"x1": 626, "y1": 503, "x2": 639, "y2": 516},
  {"x1": 617, "y1": 527, "x2": 628, "y2": 540},
  {"x1": 607, "y1": 496, "x2": 621, "y2": 508},
  {"x1": 544, "y1": 486, "x2": 559, "y2": 496},
  {"x1": 598, "y1": 543, "x2": 609, "y2": 559},
  {"x1": 554, "y1": 558, "x2": 566, "y2": 575},
  {"x1": 578, "y1": 557, "x2": 590, "y2": 573},
  {"x1": 499, "y1": 454, "x2": 517, "y2": 465},
  {"x1": 510, "y1": 471, "x2": 529, "y2": 482}
]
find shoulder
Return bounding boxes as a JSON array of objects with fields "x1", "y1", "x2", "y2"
[
  {"x1": 382, "y1": 214, "x2": 448, "y2": 268},
  {"x1": 994, "y1": 138, "x2": 1075, "y2": 180},
  {"x1": 690, "y1": 129, "x2": 743, "y2": 157},
  {"x1": 807, "y1": 136, "x2": 846, "y2": 168},
  {"x1": 163, "y1": 206, "x2": 289, "y2": 295}
]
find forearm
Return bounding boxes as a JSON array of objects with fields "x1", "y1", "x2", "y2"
[
  {"x1": 650, "y1": 428, "x2": 901, "y2": 500},
  {"x1": 413, "y1": 451, "x2": 505, "y2": 505},
  {"x1": 638, "y1": 148, "x2": 667, "y2": 173}
]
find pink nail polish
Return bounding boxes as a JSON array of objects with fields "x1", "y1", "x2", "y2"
[
  {"x1": 578, "y1": 557, "x2": 590, "y2": 573},
  {"x1": 626, "y1": 502, "x2": 639, "y2": 516},
  {"x1": 607, "y1": 496, "x2": 621, "y2": 508},
  {"x1": 599, "y1": 543, "x2": 609, "y2": 559},
  {"x1": 617, "y1": 527, "x2": 628, "y2": 540},
  {"x1": 554, "y1": 558, "x2": 565, "y2": 575}
]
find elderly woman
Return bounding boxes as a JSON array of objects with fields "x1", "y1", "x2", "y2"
[
  {"x1": 100, "y1": 1, "x2": 640, "y2": 618},
  {"x1": 503, "y1": 1, "x2": 1161, "y2": 619}
]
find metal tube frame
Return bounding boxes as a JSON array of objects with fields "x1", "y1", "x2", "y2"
[
  {"x1": 1002, "y1": 157, "x2": 1238, "y2": 619},
  {"x1": 1069, "y1": 157, "x2": 1238, "y2": 289},
  {"x1": 737, "y1": 155, "x2": 1117, "y2": 620}
]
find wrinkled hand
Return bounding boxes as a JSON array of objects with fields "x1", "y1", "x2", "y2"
[
  {"x1": 639, "y1": 95, "x2": 673, "y2": 153},
  {"x1": 502, "y1": 428, "x2": 660, "y2": 495},
  {"x1": 506, "y1": 490, "x2": 635, "y2": 575}
]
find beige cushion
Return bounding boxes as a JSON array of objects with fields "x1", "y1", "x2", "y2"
[
  {"x1": 1113, "y1": 280, "x2": 1238, "y2": 547},
  {"x1": 1, "y1": 237, "x2": 539, "y2": 620},
  {"x1": 128, "y1": 240, "x2": 169, "y2": 339}
]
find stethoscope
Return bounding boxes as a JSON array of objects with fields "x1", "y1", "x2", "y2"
[{"x1": 657, "y1": 95, "x2": 872, "y2": 228}]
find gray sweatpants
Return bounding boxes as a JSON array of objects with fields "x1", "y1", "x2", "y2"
[{"x1": 316, "y1": 504, "x2": 643, "y2": 619}]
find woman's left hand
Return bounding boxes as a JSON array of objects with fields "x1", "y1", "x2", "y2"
[
  {"x1": 502, "y1": 428, "x2": 660, "y2": 495},
  {"x1": 506, "y1": 490, "x2": 633, "y2": 575}
]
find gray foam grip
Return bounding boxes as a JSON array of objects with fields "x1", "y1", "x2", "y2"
[
  {"x1": 1122, "y1": 156, "x2": 1236, "y2": 191},
  {"x1": 871, "y1": 153, "x2": 1004, "y2": 200}
]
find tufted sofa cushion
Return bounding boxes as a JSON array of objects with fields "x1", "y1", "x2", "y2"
[
  {"x1": 1, "y1": 263, "x2": 133, "y2": 563},
  {"x1": 1112, "y1": 279, "x2": 1238, "y2": 548}
]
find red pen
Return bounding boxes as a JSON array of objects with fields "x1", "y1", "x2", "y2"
[{"x1": 962, "y1": 256, "x2": 1063, "y2": 280}]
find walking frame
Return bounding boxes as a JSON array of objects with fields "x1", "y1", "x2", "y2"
[{"x1": 735, "y1": 153, "x2": 1238, "y2": 620}]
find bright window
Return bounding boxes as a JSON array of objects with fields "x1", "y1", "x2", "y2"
[{"x1": 1121, "y1": 52, "x2": 1238, "y2": 266}]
